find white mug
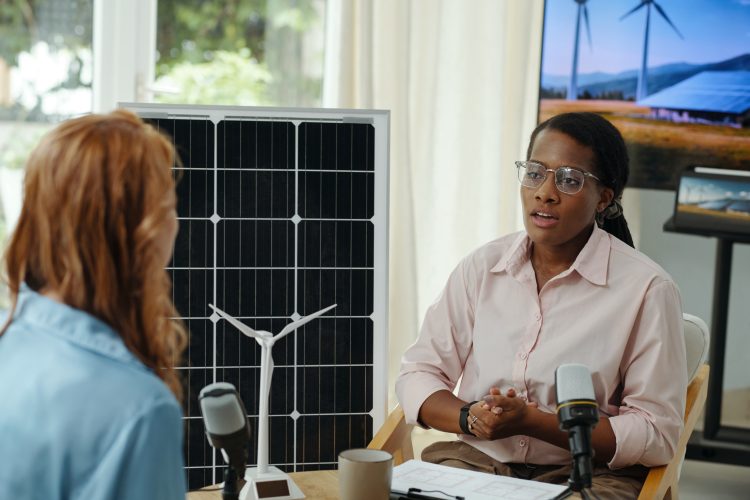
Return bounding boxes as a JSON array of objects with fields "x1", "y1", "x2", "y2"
[{"x1": 338, "y1": 448, "x2": 393, "y2": 500}]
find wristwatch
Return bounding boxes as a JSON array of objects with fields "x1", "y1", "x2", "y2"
[{"x1": 459, "y1": 400, "x2": 478, "y2": 436}]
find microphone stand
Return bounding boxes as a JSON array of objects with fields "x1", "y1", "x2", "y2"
[
  {"x1": 222, "y1": 467, "x2": 239, "y2": 500},
  {"x1": 222, "y1": 466, "x2": 247, "y2": 500},
  {"x1": 550, "y1": 464, "x2": 601, "y2": 500},
  {"x1": 551, "y1": 426, "x2": 601, "y2": 500},
  {"x1": 551, "y1": 487, "x2": 599, "y2": 500}
]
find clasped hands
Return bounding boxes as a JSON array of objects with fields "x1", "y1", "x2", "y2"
[{"x1": 467, "y1": 387, "x2": 539, "y2": 441}]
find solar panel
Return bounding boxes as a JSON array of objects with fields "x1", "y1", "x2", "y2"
[
  {"x1": 122, "y1": 103, "x2": 389, "y2": 489},
  {"x1": 638, "y1": 70, "x2": 750, "y2": 114}
]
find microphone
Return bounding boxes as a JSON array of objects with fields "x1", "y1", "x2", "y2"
[
  {"x1": 555, "y1": 364, "x2": 599, "y2": 491},
  {"x1": 199, "y1": 382, "x2": 251, "y2": 492}
]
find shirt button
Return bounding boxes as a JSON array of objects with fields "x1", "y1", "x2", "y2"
[
  {"x1": 535, "y1": 313, "x2": 541, "y2": 321},
  {"x1": 519, "y1": 439, "x2": 527, "y2": 447},
  {"x1": 520, "y1": 352, "x2": 528, "y2": 360}
]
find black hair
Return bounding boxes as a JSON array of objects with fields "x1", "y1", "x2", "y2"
[{"x1": 526, "y1": 112, "x2": 634, "y2": 247}]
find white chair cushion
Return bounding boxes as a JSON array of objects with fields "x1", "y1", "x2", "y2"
[{"x1": 683, "y1": 313, "x2": 709, "y2": 383}]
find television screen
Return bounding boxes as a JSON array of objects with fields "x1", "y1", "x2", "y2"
[
  {"x1": 539, "y1": 0, "x2": 750, "y2": 190},
  {"x1": 674, "y1": 168, "x2": 750, "y2": 235}
]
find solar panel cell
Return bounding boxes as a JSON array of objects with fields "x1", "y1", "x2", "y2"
[{"x1": 175, "y1": 169, "x2": 214, "y2": 218}]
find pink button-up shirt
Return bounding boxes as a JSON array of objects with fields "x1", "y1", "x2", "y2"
[{"x1": 396, "y1": 226, "x2": 687, "y2": 469}]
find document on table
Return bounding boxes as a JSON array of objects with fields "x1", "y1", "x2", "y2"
[{"x1": 391, "y1": 460, "x2": 567, "y2": 499}]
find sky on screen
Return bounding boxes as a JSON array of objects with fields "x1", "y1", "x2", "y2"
[{"x1": 542, "y1": 0, "x2": 750, "y2": 76}]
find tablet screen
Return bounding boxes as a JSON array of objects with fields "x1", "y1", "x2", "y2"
[{"x1": 674, "y1": 169, "x2": 750, "y2": 235}]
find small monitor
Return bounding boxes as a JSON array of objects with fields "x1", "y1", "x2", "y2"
[{"x1": 673, "y1": 167, "x2": 750, "y2": 236}]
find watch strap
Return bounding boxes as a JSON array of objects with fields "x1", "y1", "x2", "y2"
[{"x1": 459, "y1": 400, "x2": 479, "y2": 436}]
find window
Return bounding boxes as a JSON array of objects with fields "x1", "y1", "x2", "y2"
[
  {"x1": 0, "y1": 0, "x2": 94, "y2": 284},
  {"x1": 153, "y1": 0, "x2": 326, "y2": 107},
  {"x1": 0, "y1": 0, "x2": 327, "y2": 305}
]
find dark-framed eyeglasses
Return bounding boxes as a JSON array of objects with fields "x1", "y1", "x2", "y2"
[{"x1": 515, "y1": 160, "x2": 601, "y2": 195}]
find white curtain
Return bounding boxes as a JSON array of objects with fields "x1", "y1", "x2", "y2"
[{"x1": 323, "y1": 0, "x2": 544, "y2": 407}]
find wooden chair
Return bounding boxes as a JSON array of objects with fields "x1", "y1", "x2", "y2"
[
  {"x1": 367, "y1": 404, "x2": 414, "y2": 466},
  {"x1": 638, "y1": 313, "x2": 711, "y2": 500},
  {"x1": 638, "y1": 363, "x2": 708, "y2": 499},
  {"x1": 368, "y1": 315, "x2": 711, "y2": 500}
]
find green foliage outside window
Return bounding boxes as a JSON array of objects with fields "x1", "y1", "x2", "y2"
[
  {"x1": 155, "y1": 0, "x2": 324, "y2": 107},
  {"x1": 0, "y1": 0, "x2": 92, "y2": 66},
  {"x1": 155, "y1": 50, "x2": 273, "y2": 105}
]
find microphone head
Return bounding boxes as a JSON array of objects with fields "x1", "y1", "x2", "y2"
[
  {"x1": 555, "y1": 364, "x2": 598, "y2": 430},
  {"x1": 199, "y1": 382, "x2": 251, "y2": 475},
  {"x1": 199, "y1": 382, "x2": 248, "y2": 436},
  {"x1": 555, "y1": 363, "x2": 596, "y2": 403}
]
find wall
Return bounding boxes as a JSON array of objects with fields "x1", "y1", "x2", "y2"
[{"x1": 628, "y1": 188, "x2": 750, "y2": 392}]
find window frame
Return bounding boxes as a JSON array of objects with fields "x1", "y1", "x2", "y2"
[{"x1": 92, "y1": 0, "x2": 157, "y2": 111}]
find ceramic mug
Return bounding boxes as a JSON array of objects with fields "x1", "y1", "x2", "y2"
[{"x1": 338, "y1": 448, "x2": 393, "y2": 500}]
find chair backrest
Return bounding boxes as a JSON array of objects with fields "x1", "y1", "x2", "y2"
[{"x1": 683, "y1": 313, "x2": 709, "y2": 382}]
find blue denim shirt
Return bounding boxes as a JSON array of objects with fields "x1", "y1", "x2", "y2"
[{"x1": 0, "y1": 287, "x2": 187, "y2": 500}]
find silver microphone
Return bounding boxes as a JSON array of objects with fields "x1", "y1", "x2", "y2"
[
  {"x1": 199, "y1": 382, "x2": 251, "y2": 481},
  {"x1": 555, "y1": 364, "x2": 598, "y2": 490}
]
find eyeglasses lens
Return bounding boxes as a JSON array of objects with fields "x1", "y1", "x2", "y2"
[
  {"x1": 517, "y1": 162, "x2": 584, "y2": 195},
  {"x1": 555, "y1": 168, "x2": 584, "y2": 194},
  {"x1": 517, "y1": 162, "x2": 539, "y2": 185}
]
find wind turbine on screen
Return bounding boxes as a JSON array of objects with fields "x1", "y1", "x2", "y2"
[
  {"x1": 208, "y1": 302, "x2": 337, "y2": 500},
  {"x1": 567, "y1": 0, "x2": 593, "y2": 101},
  {"x1": 620, "y1": 0, "x2": 683, "y2": 101}
]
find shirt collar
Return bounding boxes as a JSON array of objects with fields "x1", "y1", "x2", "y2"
[
  {"x1": 570, "y1": 225, "x2": 611, "y2": 286},
  {"x1": 490, "y1": 232, "x2": 531, "y2": 276},
  {"x1": 14, "y1": 285, "x2": 144, "y2": 367},
  {"x1": 490, "y1": 225, "x2": 611, "y2": 286}
]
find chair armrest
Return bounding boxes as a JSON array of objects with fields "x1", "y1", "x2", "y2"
[{"x1": 368, "y1": 405, "x2": 415, "y2": 465}]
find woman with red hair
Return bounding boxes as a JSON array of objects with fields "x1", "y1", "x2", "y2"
[{"x1": 0, "y1": 110, "x2": 188, "y2": 499}]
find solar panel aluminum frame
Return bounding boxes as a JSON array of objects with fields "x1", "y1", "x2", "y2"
[{"x1": 120, "y1": 102, "x2": 389, "y2": 486}]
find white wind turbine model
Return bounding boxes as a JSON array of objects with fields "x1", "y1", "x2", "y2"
[
  {"x1": 209, "y1": 302, "x2": 337, "y2": 500},
  {"x1": 620, "y1": 0, "x2": 683, "y2": 101},
  {"x1": 568, "y1": 0, "x2": 593, "y2": 101}
]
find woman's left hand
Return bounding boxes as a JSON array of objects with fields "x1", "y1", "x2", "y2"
[{"x1": 467, "y1": 387, "x2": 538, "y2": 440}]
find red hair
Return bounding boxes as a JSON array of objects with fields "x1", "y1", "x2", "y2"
[{"x1": 1, "y1": 109, "x2": 187, "y2": 399}]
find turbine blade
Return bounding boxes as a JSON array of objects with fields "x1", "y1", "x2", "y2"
[
  {"x1": 619, "y1": 2, "x2": 646, "y2": 21},
  {"x1": 583, "y1": 5, "x2": 592, "y2": 48},
  {"x1": 274, "y1": 304, "x2": 338, "y2": 341},
  {"x1": 208, "y1": 303, "x2": 263, "y2": 339},
  {"x1": 653, "y1": 2, "x2": 684, "y2": 39}
]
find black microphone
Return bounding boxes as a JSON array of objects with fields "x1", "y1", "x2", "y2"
[
  {"x1": 199, "y1": 382, "x2": 251, "y2": 496},
  {"x1": 555, "y1": 363, "x2": 599, "y2": 491}
]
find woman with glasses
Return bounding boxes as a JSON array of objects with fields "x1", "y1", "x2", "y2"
[
  {"x1": 0, "y1": 110, "x2": 188, "y2": 499},
  {"x1": 396, "y1": 112, "x2": 686, "y2": 499}
]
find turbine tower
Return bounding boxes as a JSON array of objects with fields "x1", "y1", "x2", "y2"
[
  {"x1": 567, "y1": 0, "x2": 593, "y2": 101},
  {"x1": 620, "y1": 0, "x2": 683, "y2": 101}
]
